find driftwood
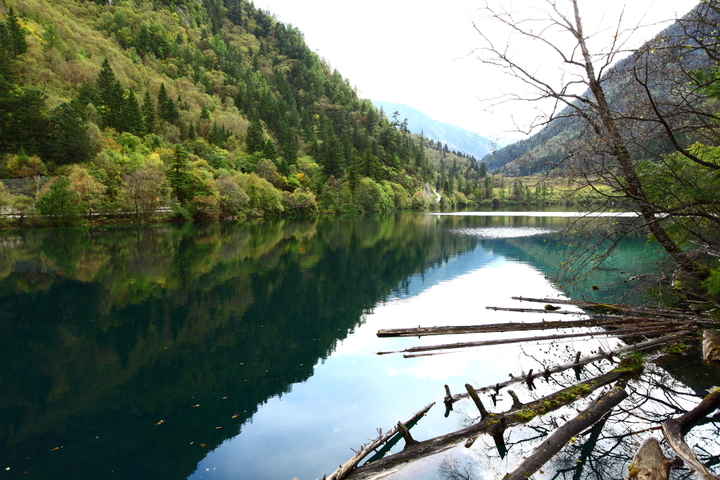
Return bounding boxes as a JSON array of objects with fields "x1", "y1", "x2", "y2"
[
  {"x1": 661, "y1": 389, "x2": 720, "y2": 480},
  {"x1": 323, "y1": 401, "x2": 435, "y2": 480},
  {"x1": 377, "y1": 317, "x2": 688, "y2": 338},
  {"x1": 443, "y1": 332, "x2": 689, "y2": 404},
  {"x1": 342, "y1": 368, "x2": 634, "y2": 480},
  {"x1": 503, "y1": 386, "x2": 628, "y2": 480},
  {"x1": 377, "y1": 325, "x2": 690, "y2": 357},
  {"x1": 628, "y1": 437, "x2": 673, "y2": 480},
  {"x1": 513, "y1": 296, "x2": 706, "y2": 320}
]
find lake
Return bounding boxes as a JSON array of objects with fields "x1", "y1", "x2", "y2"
[{"x1": 1, "y1": 212, "x2": 717, "y2": 480}]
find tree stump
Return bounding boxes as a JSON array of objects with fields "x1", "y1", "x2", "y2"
[
  {"x1": 628, "y1": 437, "x2": 671, "y2": 480},
  {"x1": 702, "y1": 329, "x2": 720, "y2": 363}
]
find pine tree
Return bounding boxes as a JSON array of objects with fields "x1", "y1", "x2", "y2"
[
  {"x1": 246, "y1": 120, "x2": 264, "y2": 153},
  {"x1": 96, "y1": 58, "x2": 125, "y2": 130},
  {"x1": 141, "y1": 89, "x2": 156, "y2": 134},
  {"x1": 46, "y1": 102, "x2": 92, "y2": 165},
  {"x1": 262, "y1": 139, "x2": 276, "y2": 160},
  {"x1": 5, "y1": 9, "x2": 27, "y2": 58},
  {"x1": 157, "y1": 83, "x2": 179, "y2": 123},
  {"x1": 123, "y1": 90, "x2": 144, "y2": 136}
]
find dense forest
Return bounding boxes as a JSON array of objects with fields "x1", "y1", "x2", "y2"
[{"x1": 0, "y1": 0, "x2": 500, "y2": 225}]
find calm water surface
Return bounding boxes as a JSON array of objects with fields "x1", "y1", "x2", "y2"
[{"x1": 0, "y1": 212, "x2": 704, "y2": 480}]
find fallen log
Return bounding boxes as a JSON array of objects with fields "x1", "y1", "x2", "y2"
[
  {"x1": 444, "y1": 331, "x2": 690, "y2": 403},
  {"x1": 342, "y1": 368, "x2": 634, "y2": 480},
  {"x1": 377, "y1": 325, "x2": 690, "y2": 357},
  {"x1": 485, "y1": 306, "x2": 584, "y2": 315},
  {"x1": 503, "y1": 386, "x2": 628, "y2": 480},
  {"x1": 661, "y1": 389, "x2": 720, "y2": 480},
  {"x1": 377, "y1": 317, "x2": 686, "y2": 338},
  {"x1": 323, "y1": 401, "x2": 435, "y2": 480},
  {"x1": 512, "y1": 296, "x2": 706, "y2": 320},
  {"x1": 628, "y1": 437, "x2": 673, "y2": 480}
]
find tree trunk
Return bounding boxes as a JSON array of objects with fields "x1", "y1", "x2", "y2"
[
  {"x1": 571, "y1": 0, "x2": 698, "y2": 277},
  {"x1": 503, "y1": 386, "x2": 628, "y2": 480},
  {"x1": 343, "y1": 368, "x2": 633, "y2": 480},
  {"x1": 661, "y1": 390, "x2": 720, "y2": 480}
]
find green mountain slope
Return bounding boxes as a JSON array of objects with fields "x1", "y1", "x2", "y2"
[{"x1": 0, "y1": 0, "x2": 445, "y2": 221}]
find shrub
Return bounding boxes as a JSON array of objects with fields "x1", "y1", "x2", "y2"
[{"x1": 35, "y1": 177, "x2": 88, "y2": 226}]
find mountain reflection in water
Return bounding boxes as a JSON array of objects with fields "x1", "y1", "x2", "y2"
[{"x1": 0, "y1": 212, "x2": 696, "y2": 480}]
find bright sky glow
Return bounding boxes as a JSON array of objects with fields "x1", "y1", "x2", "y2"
[{"x1": 256, "y1": 0, "x2": 699, "y2": 143}]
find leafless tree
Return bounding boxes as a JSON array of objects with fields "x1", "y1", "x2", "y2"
[{"x1": 473, "y1": 0, "x2": 720, "y2": 285}]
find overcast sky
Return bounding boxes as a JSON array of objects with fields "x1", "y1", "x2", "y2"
[{"x1": 256, "y1": 0, "x2": 699, "y2": 142}]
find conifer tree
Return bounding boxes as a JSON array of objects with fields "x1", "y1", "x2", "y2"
[
  {"x1": 262, "y1": 139, "x2": 276, "y2": 160},
  {"x1": 157, "y1": 83, "x2": 179, "y2": 123},
  {"x1": 46, "y1": 102, "x2": 92, "y2": 165},
  {"x1": 141, "y1": 89, "x2": 156, "y2": 134},
  {"x1": 246, "y1": 120, "x2": 264, "y2": 153},
  {"x1": 123, "y1": 90, "x2": 144, "y2": 136},
  {"x1": 96, "y1": 58, "x2": 124, "y2": 130},
  {"x1": 3, "y1": 9, "x2": 27, "y2": 59}
]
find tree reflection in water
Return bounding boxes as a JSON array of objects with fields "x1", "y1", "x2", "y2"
[{"x1": 436, "y1": 348, "x2": 720, "y2": 480}]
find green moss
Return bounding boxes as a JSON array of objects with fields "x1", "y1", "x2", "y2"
[
  {"x1": 618, "y1": 351, "x2": 645, "y2": 371},
  {"x1": 513, "y1": 409, "x2": 537, "y2": 422},
  {"x1": 661, "y1": 343, "x2": 688, "y2": 355}
]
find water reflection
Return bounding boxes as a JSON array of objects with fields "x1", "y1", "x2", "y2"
[{"x1": 0, "y1": 213, "x2": 679, "y2": 480}]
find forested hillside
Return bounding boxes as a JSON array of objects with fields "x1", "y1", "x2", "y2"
[
  {"x1": 0, "y1": 0, "x2": 476, "y2": 224},
  {"x1": 483, "y1": 4, "x2": 719, "y2": 176}
]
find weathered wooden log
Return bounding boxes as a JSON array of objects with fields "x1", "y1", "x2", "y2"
[
  {"x1": 378, "y1": 324, "x2": 690, "y2": 357},
  {"x1": 342, "y1": 368, "x2": 634, "y2": 480},
  {"x1": 661, "y1": 389, "x2": 720, "y2": 480},
  {"x1": 377, "y1": 317, "x2": 686, "y2": 338},
  {"x1": 397, "y1": 422, "x2": 417, "y2": 448},
  {"x1": 628, "y1": 437, "x2": 672, "y2": 480},
  {"x1": 512, "y1": 296, "x2": 705, "y2": 319},
  {"x1": 503, "y1": 386, "x2": 628, "y2": 480},
  {"x1": 445, "y1": 332, "x2": 689, "y2": 403},
  {"x1": 465, "y1": 384, "x2": 490, "y2": 419},
  {"x1": 703, "y1": 329, "x2": 720, "y2": 363},
  {"x1": 486, "y1": 306, "x2": 583, "y2": 314},
  {"x1": 323, "y1": 401, "x2": 435, "y2": 480}
]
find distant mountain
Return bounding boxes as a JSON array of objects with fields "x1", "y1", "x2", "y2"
[
  {"x1": 372, "y1": 101, "x2": 497, "y2": 160},
  {"x1": 482, "y1": 4, "x2": 718, "y2": 176}
]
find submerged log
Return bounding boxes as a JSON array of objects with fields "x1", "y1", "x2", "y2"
[
  {"x1": 628, "y1": 437, "x2": 672, "y2": 480},
  {"x1": 323, "y1": 401, "x2": 435, "y2": 480},
  {"x1": 503, "y1": 386, "x2": 628, "y2": 480},
  {"x1": 342, "y1": 368, "x2": 634, "y2": 480},
  {"x1": 661, "y1": 389, "x2": 720, "y2": 480}
]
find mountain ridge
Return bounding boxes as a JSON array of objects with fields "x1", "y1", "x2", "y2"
[{"x1": 372, "y1": 100, "x2": 497, "y2": 161}]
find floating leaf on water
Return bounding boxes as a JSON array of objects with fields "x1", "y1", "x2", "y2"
[
  {"x1": 200, "y1": 443, "x2": 206, "y2": 447},
  {"x1": 50, "y1": 447, "x2": 60, "y2": 451},
  {"x1": 155, "y1": 420, "x2": 165, "y2": 425},
  {"x1": 231, "y1": 414, "x2": 239, "y2": 418},
  {"x1": 215, "y1": 426, "x2": 222, "y2": 429},
  {"x1": 192, "y1": 404, "x2": 200, "y2": 407}
]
